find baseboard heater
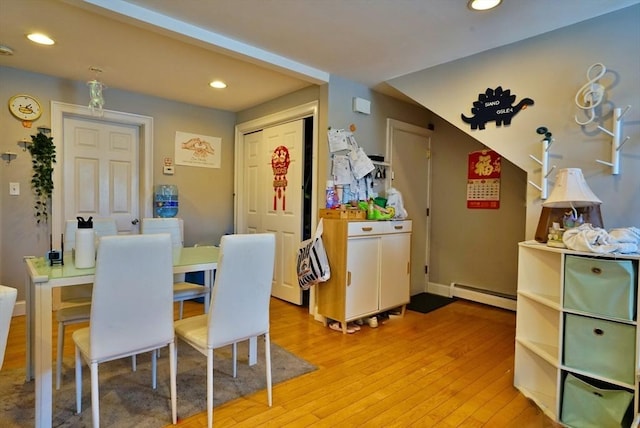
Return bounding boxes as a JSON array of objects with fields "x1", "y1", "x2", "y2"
[{"x1": 449, "y1": 282, "x2": 517, "y2": 311}]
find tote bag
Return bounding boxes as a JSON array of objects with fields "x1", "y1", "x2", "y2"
[{"x1": 297, "y1": 218, "x2": 330, "y2": 290}]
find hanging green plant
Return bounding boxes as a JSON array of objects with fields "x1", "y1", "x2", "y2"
[{"x1": 27, "y1": 131, "x2": 56, "y2": 224}]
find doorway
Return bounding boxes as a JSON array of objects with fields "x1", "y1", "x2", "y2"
[
  {"x1": 234, "y1": 102, "x2": 319, "y2": 306},
  {"x1": 387, "y1": 119, "x2": 433, "y2": 295},
  {"x1": 50, "y1": 102, "x2": 154, "y2": 250}
]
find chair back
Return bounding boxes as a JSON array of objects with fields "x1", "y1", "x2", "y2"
[
  {"x1": 141, "y1": 218, "x2": 183, "y2": 247},
  {"x1": 89, "y1": 234, "x2": 174, "y2": 361},
  {"x1": 142, "y1": 218, "x2": 185, "y2": 282},
  {"x1": 0, "y1": 285, "x2": 17, "y2": 370},
  {"x1": 64, "y1": 218, "x2": 118, "y2": 250},
  {"x1": 62, "y1": 218, "x2": 118, "y2": 302},
  {"x1": 207, "y1": 233, "x2": 275, "y2": 348}
]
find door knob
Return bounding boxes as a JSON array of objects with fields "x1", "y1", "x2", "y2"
[{"x1": 131, "y1": 218, "x2": 139, "y2": 225}]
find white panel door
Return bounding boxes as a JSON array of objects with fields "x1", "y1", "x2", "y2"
[
  {"x1": 244, "y1": 120, "x2": 303, "y2": 304},
  {"x1": 388, "y1": 119, "x2": 432, "y2": 295},
  {"x1": 63, "y1": 117, "x2": 139, "y2": 234}
]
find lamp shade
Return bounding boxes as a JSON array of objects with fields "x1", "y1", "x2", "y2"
[{"x1": 543, "y1": 168, "x2": 602, "y2": 208}]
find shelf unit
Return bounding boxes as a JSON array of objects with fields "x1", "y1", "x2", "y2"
[{"x1": 514, "y1": 241, "x2": 639, "y2": 426}]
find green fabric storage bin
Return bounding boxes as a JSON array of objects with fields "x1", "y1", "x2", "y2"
[
  {"x1": 564, "y1": 313, "x2": 636, "y2": 384},
  {"x1": 564, "y1": 255, "x2": 637, "y2": 321},
  {"x1": 561, "y1": 373, "x2": 634, "y2": 428}
]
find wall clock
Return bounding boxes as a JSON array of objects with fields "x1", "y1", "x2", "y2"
[{"x1": 8, "y1": 94, "x2": 42, "y2": 123}]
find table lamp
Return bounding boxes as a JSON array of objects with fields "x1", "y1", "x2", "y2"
[{"x1": 542, "y1": 168, "x2": 602, "y2": 247}]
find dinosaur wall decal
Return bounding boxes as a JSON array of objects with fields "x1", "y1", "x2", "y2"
[{"x1": 461, "y1": 86, "x2": 534, "y2": 130}]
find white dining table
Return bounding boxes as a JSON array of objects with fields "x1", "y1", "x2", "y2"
[{"x1": 24, "y1": 245, "x2": 258, "y2": 428}]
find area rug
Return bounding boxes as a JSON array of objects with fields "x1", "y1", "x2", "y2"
[
  {"x1": 407, "y1": 292, "x2": 457, "y2": 314},
  {"x1": 0, "y1": 340, "x2": 315, "y2": 427}
]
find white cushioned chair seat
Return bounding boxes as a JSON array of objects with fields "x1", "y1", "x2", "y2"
[{"x1": 173, "y1": 314, "x2": 208, "y2": 345}]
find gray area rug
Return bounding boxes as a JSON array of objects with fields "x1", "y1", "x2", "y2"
[{"x1": 0, "y1": 340, "x2": 316, "y2": 427}]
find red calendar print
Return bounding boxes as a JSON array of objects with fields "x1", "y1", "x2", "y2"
[{"x1": 467, "y1": 149, "x2": 501, "y2": 209}]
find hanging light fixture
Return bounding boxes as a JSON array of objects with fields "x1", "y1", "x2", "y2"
[{"x1": 87, "y1": 66, "x2": 106, "y2": 116}]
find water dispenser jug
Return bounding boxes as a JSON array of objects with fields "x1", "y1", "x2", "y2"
[{"x1": 154, "y1": 184, "x2": 179, "y2": 218}]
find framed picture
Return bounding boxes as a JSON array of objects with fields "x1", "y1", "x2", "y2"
[{"x1": 175, "y1": 131, "x2": 221, "y2": 168}]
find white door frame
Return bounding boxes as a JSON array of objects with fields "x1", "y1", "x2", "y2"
[
  {"x1": 50, "y1": 102, "x2": 154, "y2": 249},
  {"x1": 234, "y1": 101, "x2": 319, "y2": 233}
]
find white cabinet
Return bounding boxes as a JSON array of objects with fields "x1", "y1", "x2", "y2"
[
  {"x1": 514, "y1": 241, "x2": 639, "y2": 427},
  {"x1": 317, "y1": 219, "x2": 412, "y2": 332}
]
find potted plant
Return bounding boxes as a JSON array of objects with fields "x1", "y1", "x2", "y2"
[{"x1": 27, "y1": 130, "x2": 56, "y2": 224}]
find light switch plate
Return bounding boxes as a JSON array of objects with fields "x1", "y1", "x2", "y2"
[{"x1": 9, "y1": 182, "x2": 20, "y2": 195}]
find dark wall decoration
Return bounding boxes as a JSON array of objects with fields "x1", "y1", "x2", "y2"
[{"x1": 461, "y1": 86, "x2": 534, "y2": 130}]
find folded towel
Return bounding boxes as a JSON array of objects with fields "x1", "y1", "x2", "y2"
[{"x1": 563, "y1": 224, "x2": 639, "y2": 254}]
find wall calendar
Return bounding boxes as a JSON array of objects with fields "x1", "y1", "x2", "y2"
[{"x1": 467, "y1": 149, "x2": 501, "y2": 209}]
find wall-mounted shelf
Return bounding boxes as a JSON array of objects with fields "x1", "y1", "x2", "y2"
[{"x1": 2, "y1": 152, "x2": 18, "y2": 164}]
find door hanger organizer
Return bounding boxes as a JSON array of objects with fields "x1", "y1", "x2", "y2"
[{"x1": 271, "y1": 145, "x2": 290, "y2": 210}]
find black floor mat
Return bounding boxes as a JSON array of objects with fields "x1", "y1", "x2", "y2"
[{"x1": 407, "y1": 292, "x2": 457, "y2": 314}]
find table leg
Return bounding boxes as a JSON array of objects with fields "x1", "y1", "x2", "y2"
[{"x1": 35, "y1": 281, "x2": 53, "y2": 427}]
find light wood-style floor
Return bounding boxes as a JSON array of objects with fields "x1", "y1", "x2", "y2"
[{"x1": 4, "y1": 298, "x2": 558, "y2": 427}]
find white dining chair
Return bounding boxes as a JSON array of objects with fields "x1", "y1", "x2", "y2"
[
  {"x1": 141, "y1": 217, "x2": 211, "y2": 319},
  {"x1": 174, "y1": 233, "x2": 275, "y2": 428},
  {"x1": 56, "y1": 218, "x2": 118, "y2": 389},
  {"x1": 73, "y1": 233, "x2": 177, "y2": 427},
  {"x1": 0, "y1": 285, "x2": 18, "y2": 370}
]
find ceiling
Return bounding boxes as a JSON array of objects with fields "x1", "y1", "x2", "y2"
[{"x1": 1, "y1": 0, "x2": 638, "y2": 112}]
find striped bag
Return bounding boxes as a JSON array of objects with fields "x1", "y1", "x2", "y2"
[{"x1": 297, "y1": 218, "x2": 330, "y2": 290}]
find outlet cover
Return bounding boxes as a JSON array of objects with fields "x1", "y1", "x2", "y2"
[{"x1": 9, "y1": 182, "x2": 20, "y2": 195}]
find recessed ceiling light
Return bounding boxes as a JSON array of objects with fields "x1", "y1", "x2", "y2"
[
  {"x1": 27, "y1": 33, "x2": 55, "y2": 45},
  {"x1": 468, "y1": 0, "x2": 502, "y2": 11},
  {"x1": 209, "y1": 80, "x2": 227, "y2": 89},
  {"x1": 0, "y1": 45, "x2": 14, "y2": 55}
]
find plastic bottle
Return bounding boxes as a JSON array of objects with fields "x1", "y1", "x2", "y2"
[
  {"x1": 367, "y1": 198, "x2": 375, "y2": 219},
  {"x1": 155, "y1": 184, "x2": 179, "y2": 218},
  {"x1": 326, "y1": 180, "x2": 338, "y2": 208},
  {"x1": 75, "y1": 216, "x2": 95, "y2": 268}
]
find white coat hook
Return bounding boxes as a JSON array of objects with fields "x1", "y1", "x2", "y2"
[
  {"x1": 595, "y1": 105, "x2": 632, "y2": 175},
  {"x1": 528, "y1": 127, "x2": 556, "y2": 199}
]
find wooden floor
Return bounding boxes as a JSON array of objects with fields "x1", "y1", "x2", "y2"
[{"x1": 4, "y1": 298, "x2": 559, "y2": 427}]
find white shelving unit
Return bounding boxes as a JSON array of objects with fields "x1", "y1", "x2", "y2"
[{"x1": 514, "y1": 241, "x2": 639, "y2": 426}]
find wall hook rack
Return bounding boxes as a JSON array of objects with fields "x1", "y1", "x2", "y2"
[
  {"x1": 594, "y1": 105, "x2": 632, "y2": 175},
  {"x1": 528, "y1": 127, "x2": 556, "y2": 199},
  {"x1": 18, "y1": 137, "x2": 32, "y2": 151},
  {"x1": 2, "y1": 152, "x2": 18, "y2": 164}
]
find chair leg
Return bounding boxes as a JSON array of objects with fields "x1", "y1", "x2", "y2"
[
  {"x1": 75, "y1": 346, "x2": 82, "y2": 414},
  {"x1": 232, "y1": 343, "x2": 237, "y2": 378},
  {"x1": 132, "y1": 354, "x2": 136, "y2": 371},
  {"x1": 207, "y1": 349, "x2": 214, "y2": 428},
  {"x1": 152, "y1": 349, "x2": 157, "y2": 389},
  {"x1": 265, "y1": 333, "x2": 272, "y2": 407},
  {"x1": 56, "y1": 321, "x2": 65, "y2": 390},
  {"x1": 90, "y1": 361, "x2": 100, "y2": 427},
  {"x1": 169, "y1": 341, "x2": 177, "y2": 424},
  {"x1": 178, "y1": 301, "x2": 184, "y2": 320}
]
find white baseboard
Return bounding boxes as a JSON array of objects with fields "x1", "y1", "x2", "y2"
[
  {"x1": 13, "y1": 300, "x2": 26, "y2": 317},
  {"x1": 427, "y1": 282, "x2": 516, "y2": 312}
]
